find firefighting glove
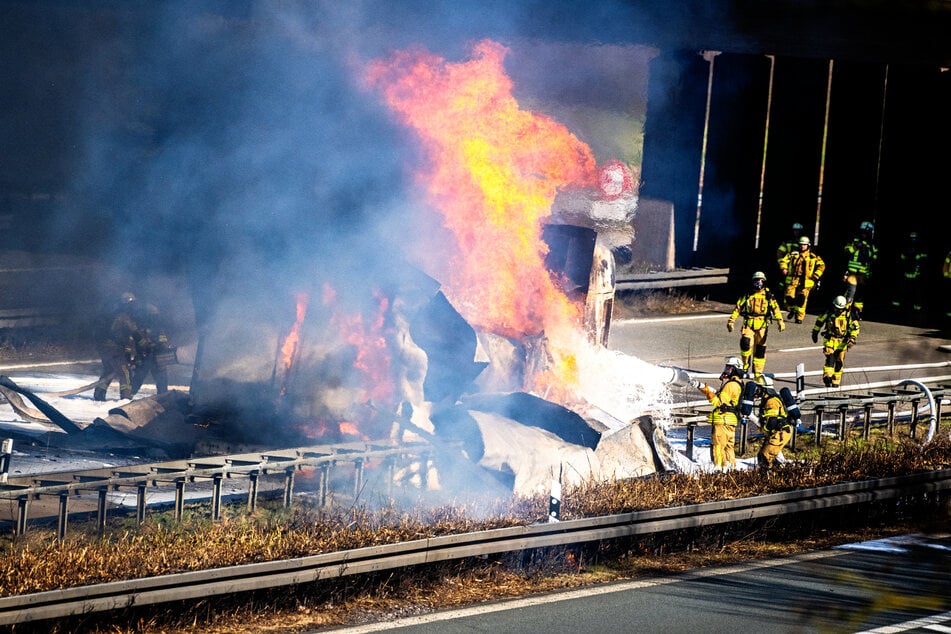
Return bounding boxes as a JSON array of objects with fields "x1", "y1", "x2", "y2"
[
  {"x1": 727, "y1": 320, "x2": 734, "y2": 333},
  {"x1": 811, "y1": 330, "x2": 819, "y2": 344},
  {"x1": 778, "y1": 320, "x2": 786, "y2": 332},
  {"x1": 846, "y1": 338, "x2": 856, "y2": 348}
]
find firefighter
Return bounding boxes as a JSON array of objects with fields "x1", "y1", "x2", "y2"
[
  {"x1": 726, "y1": 271, "x2": 785, "y2": 377},
  {"x1": 841, "y1": 220, "x2": 878, "y2": 319},
  {"x1": 811, "y1": 295, "x2": 860, "y2": 388},
  {"x1": 93, "y1": 292, "x2": 143, "y2": 401},
  {"x1": 748, "y1": 375, "x2": 792, "y2": 469},
  {"x1": 130, "y1": 302, "x2": 173, "y2": 396},
  {"x1": 890, "y1": 231, "x2": 927, "y2": 323},
  {"x1": 693, "y1": 356, "x2": 745, "y2": 470},
  {"x1": 775, "y1": 222, "x2": 805, "y2": 286},
  {"x1": 779, "y1": 235, "x2": 825, "y2": 323}
]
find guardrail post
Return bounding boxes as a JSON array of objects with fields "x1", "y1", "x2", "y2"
[
  {"x1": 814, "y1": 405, "x2": 824, "y2": 447},
  {"x1": 319, "y1": 463, "x2": 329, "y2": 507},
  {"x1": 887, "y1": 401, "x2": 896, "y2": 436},
  {"x1": 686, "y1": 421, "x2": 696, "y2": 461},
  {"x1": 174, "y1": 479, "x2": 185, "y2": 521},
  {"x1": 936, "y1": 395, "x2": 944, "y2": 435},
  {"x1": 211, "y1": 474, "x2": 223, "y2": 520},
  {"x1": 838, "y1": 406, "x2": 848, "y2": 441},
  {"x1": 353, "y1": 458, "x2": 364, "y2": 500},
  {"x1": 863, "y1": 404, "x2": 872, "y2": 440},
  {"x1": 0, "y1": 438, "x2": 12, "y2": 483},
  {"x1": 96, "y1": 487, "x2": 108, "y2": 535},
  {"x1": 910, "y1": 398, "x2": 920, "y2": 439},
  {"x1": 283, "y1": 467, "x2": 295, "y2": 507},
  {"x1": 247, "y1": 471, "x2": 259, "y2": 512},
  {"x1": 136, "y1": 482, "x2": 147, "y2": 524},
  {"x1": 15, "y1": 495, "x2": 29, "y2": 536},
  {"x1": 57, "y1": 491, "x2": 69, "y2": 540}
]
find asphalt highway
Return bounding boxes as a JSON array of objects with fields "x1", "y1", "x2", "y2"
[
  {"x1": 329, "y1": 533, "x2": 951, "y2": 634},
  {"x1": 608, "y1": 301, "x2": 951, "y2": 405}
]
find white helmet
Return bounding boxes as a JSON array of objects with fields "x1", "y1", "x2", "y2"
[
  {"x1": 798, "y1": 236, "x2": 810, "y2": 246},
  {"x1": 833, "y1": 295, "x2": 848, "y2": 310},
  {"x1": 725, "y1": 356, "x2": 742, "y2": 370},
  {"x1": 756, "y1": 374, "x2": 774, "y2": 388}
]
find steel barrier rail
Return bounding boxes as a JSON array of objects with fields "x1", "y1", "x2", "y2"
[
  {"x1": 0, "y1": 440, "x2": 431, "y2": 536},
  {"x1": 0, "y1": 468, "x2": 948, "y2": 625},
  {"x1": 615, "y1": 267, "x2": 730, "y2": 291}
]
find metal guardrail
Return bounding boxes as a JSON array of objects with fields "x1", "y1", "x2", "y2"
[
  {"x1": 0, "y1": 440, "x2": 431, "y2": 538},
  {"x1": 615, "y1": 267, "x2": 730, "y2": 291},
  {"x1": 1, "y1": 468, "x2": 948, "y2": 625}
]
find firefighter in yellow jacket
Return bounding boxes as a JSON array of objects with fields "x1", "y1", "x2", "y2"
[
  {"x1": 694, "y1": 356, "x2": 745, "y2": 469},
  {"x1": 749, "y1": 375, "x2": 792, "y2": 469},
  {"x1": 842, "y1": 220, "x2": 878, "y2": 318},
  {"x1": 727, "y1": 271, "x2": 785, "y2": 377},
  {"x1": 780, "y1": 235, "x2": 825, "y2": 323},
  {"x1": 812, "y1": 295, "x2": 860, "y2": 388}
]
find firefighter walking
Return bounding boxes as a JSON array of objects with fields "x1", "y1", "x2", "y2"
[
  {"x1": 812, "y1": 295, "x2": 860, "y2": 388},
  {"x1": 748, "y1": 375, "x2": 793, "y2": 469},
  {"x1": 841, "y1": 220, "x2": 878, "y2": 318},
  {"x1": 890, "y1": 231, "x2": 927, "y2": 323},
  {"x1": 726, "y1": 271, "x2": 785, "y2": 377},
  {"x1": 694, "y1": 356, "x2": 745, "y2": 470},
  {"x1": 775, "y1": 222, "x2": 805, "y2": 291},
  {"x1": 780, "y1": 235, "x2": 825, "y2": 323}
]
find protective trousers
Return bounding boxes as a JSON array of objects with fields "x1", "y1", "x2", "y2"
[
  {"x1": 822, "y1": 341, "x2": 849, "y2": 387},
  {"x1": 758, "y1": 428, "x2": 792, "y2": 468},
  {"x1": 739, "y1": 323, "x2": 769, "y2": 377},
  {"x1": 94, "y1": 347, "x2": 133, "y2": 400},
  {"x1": 711, "y1": 422, "x2": 737, "y2": 469}
]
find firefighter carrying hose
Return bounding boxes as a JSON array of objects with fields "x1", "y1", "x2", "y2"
[
  {"x1": 747, "y1": 374, "x2": 793, "y2": 469},
  {"x1": 811, "y1": 295, "x2": 860, "y2": 388},
  {"x1": 779, "y1": 235, "x2": 825, "y2": 323},
  {"x1": 130, "y1": 302, "x2": 174, "y2": 396},
  {"x1": 692, "y1": 356, "x2": 745, "y2": 470},
  {"x1": 726, "y1": 271, "x2": 785, "y2": 378},
  {"x1": 93, "y1": 292, "x2": 143, "y2": 401}
]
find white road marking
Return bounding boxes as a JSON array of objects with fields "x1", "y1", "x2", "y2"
[
  {"x1": 855, "y1": 610, "x2": 951, "y2": 633},
  {"x1": 331, "y1": 550, "x2": 846, "y2": 632},
  {"x1": 614, "y1": 313, "x2": 727, "y2": 324}
]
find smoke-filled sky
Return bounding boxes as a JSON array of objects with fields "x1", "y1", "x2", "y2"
[{"x1": 0, "y1": 1, "x2": 661, "y2": 324}]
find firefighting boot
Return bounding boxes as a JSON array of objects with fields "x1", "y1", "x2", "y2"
[
  {"x1": 93, "y1": 387, "x2": 107, "y2": 401},
  {"x1": 823, "y1": 376, "x2": 833, "y2": 387}
]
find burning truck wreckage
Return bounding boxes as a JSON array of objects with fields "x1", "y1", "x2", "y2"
[{"x1": 9, "y1": 40, "x2": 702, "y2": 500}]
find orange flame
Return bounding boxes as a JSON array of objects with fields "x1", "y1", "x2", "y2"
[
  {"x1": 280, "y1": 292, "x2": 310, "y2": 374},
  {"x1": 366, "y1": 40, "x2": 600, "y2": 397},
  {"x1": 325, "y1": 285, "x2": 395, "y2": 407},
  {"x1": 366, "y1": 40, "x2": 597, "y2": 340}
]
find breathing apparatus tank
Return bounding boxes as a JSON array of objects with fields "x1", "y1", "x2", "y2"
[
  {"x1": 740, "y1": 380, "x2": 758, "y2": 417},
  {"x1": 780, "y1": 386, "x2": 801, "y2": 423}
]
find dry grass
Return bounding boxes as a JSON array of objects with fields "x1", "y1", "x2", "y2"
[
  {"x1": 3, "y1": 437, "x2": 950, "y2": 633},
  {"x1": 614, "y1": 289, "x2": 714, "y2": 318}
]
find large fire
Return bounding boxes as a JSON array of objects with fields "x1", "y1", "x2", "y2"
[{"x1": 365, "y1": 39, "x2": 610, "y2": 400}]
